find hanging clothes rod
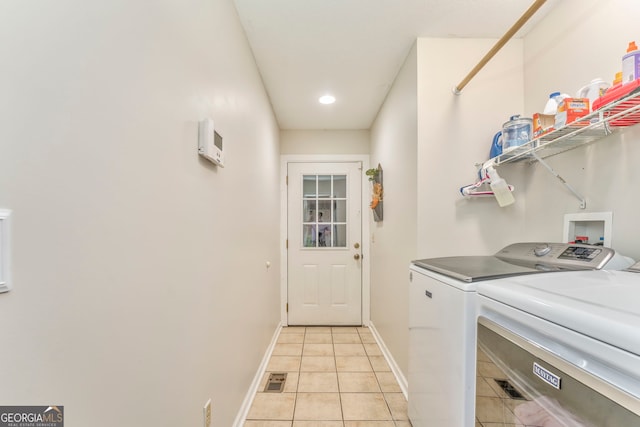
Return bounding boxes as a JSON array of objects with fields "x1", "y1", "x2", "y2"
[{"x1": 453, "y1": 0, "x2": 547, "y2": 95}]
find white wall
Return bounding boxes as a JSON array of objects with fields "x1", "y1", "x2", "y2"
[
  {"x1": 521, "y1": 0, "x2": 640, "y2": 259},
  {"x1": 363, "y1": 0, "x2": 640, "y2": 396},
  {"x1": 417, "y1": 38, "x2": 527, "y2": 258},
  {"x1": 369, "y1": 44, "x2": 418, "y2": 377},
  {"x1": 0, "y1": 1, "x2": 280, "y2": 426},
  {"x1": 369, "y1": 37, "x2": 527, "y2": 378},
  {"x1": 280, "y1": 130, "x2": 370, "y2": 155}
]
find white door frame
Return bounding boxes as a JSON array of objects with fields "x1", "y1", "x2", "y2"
[{"x1": 280, "y1": 154, "x2": 370, "y2": 327}]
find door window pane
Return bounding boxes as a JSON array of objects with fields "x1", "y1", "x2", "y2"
[
  {"x1": 301, "y1": 173, "x2": 348, "y2": 248},
  {"x1": 303, "y1": 225, "x2": 316, "y2": 247},
  {"x1": 318, "y1": 175, "x2": 331, "y2": 198},
  {"x1": 303, "y1": 200, "x2": 316, "y2": 222},
  {"x1": 333, "y1": 225, "x2": 347, "y2": 247},
  {"x1": 333, "y1": 175, "x2": 347, "y2": 198},
  {"x1": 333, "y1": 200, "x2": 346, "y2": 222},
  {"x1": 318, "y1": 224, "x2": 331, "y2": 247},
  {"x1": 317, "y1": 200, "x2": 331, "y2": 224},
  {"x1": 303, "y1": 175, "x2": 317, "y2": 197}
]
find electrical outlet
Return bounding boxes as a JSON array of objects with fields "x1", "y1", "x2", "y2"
[{"x1": 203, "y1": 399, "x2": 211, "y2": 427}]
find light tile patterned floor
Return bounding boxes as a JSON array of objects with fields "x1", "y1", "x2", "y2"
[{"x1": 244, "y1": 326, "x2": 412, "y2": 427}]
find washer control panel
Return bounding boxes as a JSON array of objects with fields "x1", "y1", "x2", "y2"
[
  {"x1": 558, "y1": 246, "x2": 603, "y2": 261},
  {"x1": 495, "y1": 242, "x2": 615, "y2": 270}
]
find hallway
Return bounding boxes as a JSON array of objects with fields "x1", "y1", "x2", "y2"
[{"x1": 244, "y1": 326, "x2": 411, "y2": 426}]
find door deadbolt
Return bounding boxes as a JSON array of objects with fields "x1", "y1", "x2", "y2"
[{"x1": 354, "y1": 243, "x2": 360, "y2": 249}]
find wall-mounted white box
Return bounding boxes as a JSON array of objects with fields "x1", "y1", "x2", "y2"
[
  {"x1": 0, "y1": 209, "x2": 11, "y2": 293},
  {"x1": 198, "y1": 118, "x2": 224, "y2": 167},
  {"x1": 563, "y1": 211, "x2": 612, "y2": 248}
]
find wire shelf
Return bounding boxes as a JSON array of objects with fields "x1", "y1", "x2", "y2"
[{"x1": 491, "y1": 89, "x2": 640, "y2": 166}]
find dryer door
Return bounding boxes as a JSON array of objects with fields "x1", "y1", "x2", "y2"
[{"x1": 475, "y1": 317, "x2": 640, "y2": 426}]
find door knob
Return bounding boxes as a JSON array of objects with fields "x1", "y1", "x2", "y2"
[{"x1": 354, "y1": 254, "x2": 361, "y2": 260}]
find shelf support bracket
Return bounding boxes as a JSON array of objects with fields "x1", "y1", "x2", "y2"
[{"x1": 532, "y1": 152, "x2": 586, "y2": 209}]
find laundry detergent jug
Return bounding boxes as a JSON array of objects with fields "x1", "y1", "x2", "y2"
[
  {"x1": 489, "y1": 130, "x2": 503, "y2": 158},
  {"x1": 577, "y1": 79, "x2": 610, "y2": 112}
]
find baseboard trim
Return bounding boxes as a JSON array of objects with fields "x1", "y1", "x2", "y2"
[
  {"x1": 232, "y1": 322, "x2": 283, "y2": 427},
  {"x1": 367, "y1": 321, "x2": 408, "y2": 399}
]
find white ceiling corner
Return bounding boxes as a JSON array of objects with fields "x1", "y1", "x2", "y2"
[{"x1": 233, "y1": 0, "x2": 560, "y2": 130}]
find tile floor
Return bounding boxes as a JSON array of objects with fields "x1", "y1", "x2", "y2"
[
  {"x1": 476, "y1": 346, "x2": 537, "y2": 427},
  {"x1": 244, "y1": 326, "x2": 412, "y2": 427}
]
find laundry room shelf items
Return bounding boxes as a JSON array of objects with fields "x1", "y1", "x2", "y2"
[
  {"x1": 488, "y1": 89, "x2": 640, "y2": 166},
  {"x1": 468, "y1": 89, "x2": 640, "y2": 209}
]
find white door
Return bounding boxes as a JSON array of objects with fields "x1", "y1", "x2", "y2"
[{"x1": 287, "y1": 162, "x2": 362, "y2": 325}]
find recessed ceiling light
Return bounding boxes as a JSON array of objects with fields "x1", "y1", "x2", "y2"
[{"x1": 319, "y1": 95, "x2": 336, "y2": 105}]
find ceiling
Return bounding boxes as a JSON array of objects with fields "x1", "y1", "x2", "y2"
[{"x1": 233, "y1": 0, "x2": 560, "y2": 130}]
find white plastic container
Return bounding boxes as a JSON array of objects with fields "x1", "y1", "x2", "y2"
[
  {"x1": 502, "y1": 115, "x2": 533, "y2": 152},
  {"x1": 576, "y1": 79, "x2": 610, "y2": 112},
  {"x1": 543, "y1": 92, "x2": 569, "y2": 115},
  {"x1": 622, "y1": 41, "x2": 640, "y2": 83}
]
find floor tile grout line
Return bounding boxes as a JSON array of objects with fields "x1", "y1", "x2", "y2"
[
  {"x1": 252, "y1": 326, "x2": 406, "y2": 425},
  {"x1": 333, "y1": 328, "x2": 346, "y2": 422},
  {"x1": 290, "y1": 326, "x2": 305, "y2": 422}
]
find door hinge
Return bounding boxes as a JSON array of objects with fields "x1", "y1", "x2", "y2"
[
  {"x1": 286, "y1": 239, "x2": 288, "y2": 249},
  {"x1": 286, "y1": 303, "x2": 288, "y2": 312},
  {"x1": 286, "y1": 175, "x2": 288, "y2": 185}
]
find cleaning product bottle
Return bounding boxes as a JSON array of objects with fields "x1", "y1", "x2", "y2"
[
  {"x1": 576, "y1": 79, "x2": 610, "y2": 112},
  {"x1": 613, "y1": 71, "x2": 623, "y2": 86},
  {"x1": 603, "y1": 72, "x2": 624, "y2": 98},
  {"x1": 487, "y1": 166, "x2": 515, "y2": 207},
  {"x1": 622, "y1": 41, "x2": 640, "y2": 83},
  {"x1": 489, "y1": 130, "x2": 503, "y2": 158},
  {"x1": 543, "y1": 92, "x2": 566, "y2": 115}
]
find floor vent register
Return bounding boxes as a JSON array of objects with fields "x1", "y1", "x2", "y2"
[
  {"x1": 494, "y1": 379, "x2": 526, "y2": 400},
  {"x1": 264, "y1": 373, "x2": 287, "y2": 392}
]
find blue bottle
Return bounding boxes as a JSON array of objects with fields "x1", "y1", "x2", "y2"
[{"x1": 489, "y1": 130, "x2": 503, "y2": 158}]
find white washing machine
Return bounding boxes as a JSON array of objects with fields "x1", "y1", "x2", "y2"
[
  {"x1": 475, "y1": 264, "x2": 640, "y2": 425},
  {"x1": 408, "y1": 242, "x2": 634, "y2": 427}
]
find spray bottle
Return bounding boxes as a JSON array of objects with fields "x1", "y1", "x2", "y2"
[{"x1": 486, "y1": 166, "x2": 515, "y2": 207}]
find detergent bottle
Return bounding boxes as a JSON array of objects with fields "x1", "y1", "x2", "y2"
[
  {"x1": 622, "y1": 41, "x2": 640, "y2": 83},
  {"x1": 543, "y1": 92, "x2": 569, "y2": 115},
  {"x1": 489, "y1": 131, "x2": 503, "y2": 159},
  {"x1": 576, "y1": 79, "x2": 610, "y2": 112}
]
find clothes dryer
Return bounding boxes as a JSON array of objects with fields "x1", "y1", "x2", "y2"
[
  {"x1": 408, "y1": 242, "x2": 633, "y2": 427},
  {"x1": 476, "y1": 265, "x2": 640, "y2": 426}
]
